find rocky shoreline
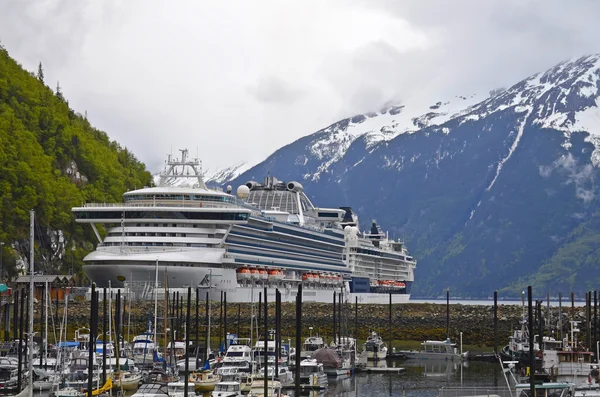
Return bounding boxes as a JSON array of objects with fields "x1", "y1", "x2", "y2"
[{"x1": 22, "y1": 300, "x2": 593, "y2": 348}]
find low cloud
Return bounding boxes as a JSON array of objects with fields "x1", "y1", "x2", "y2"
[
  {"x1": 1, "y1": 0, "x2": 600, "y2": 170},
  {"x1": 541, "y1": 154, "x2": 596, "y2": 203}
]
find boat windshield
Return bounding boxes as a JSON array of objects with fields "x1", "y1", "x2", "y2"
[
  {"x1": 516, "y1": 384, "x2": 574, "y2": 397},
  {"x1": 215, "y1": 384, "x2": 240, "y2": 392}
]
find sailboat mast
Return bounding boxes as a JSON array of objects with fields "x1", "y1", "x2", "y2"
[
  {"x1": 28, "y1": 210, "x2": 34, "y2": 397},
  {"x1": 208, "y1": 270, "x2": 211, "y2": 353},
  {"x1": 164, "y1": 270, "x2": 169, "y2": 365},
  {"x1": 45, "y1": 281, "x2": 48, "y2": 369},
  {"x1": 109, "y1": 281, "x2": 113, "y2": 349},
  {"x1": 154, "y1": 259, "x2": 159, "y2": 345}
]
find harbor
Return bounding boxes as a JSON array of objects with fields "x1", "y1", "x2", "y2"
[{"x1": 0, "y1": 277, "x2": 599, "y2": 397}]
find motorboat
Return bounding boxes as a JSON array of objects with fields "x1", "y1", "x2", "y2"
[
  {"x1": 166, "y1": 382, "x2": 196, "y2": 397},
  {"x1": 363, "y1": 331, "x2": 388, "y2": 360},
  {"x1": 130, "y1": 383, "x2": 169, "y2": 397},
  {"x1": 211, "y1": 380, "x2": 244, "y2": 397},
  {"x1": 298, "y1": 358, "x2": 328, "y2": 388},
  {"x1": 401, "y1": 338, "x2": 465, "y2": 361}
]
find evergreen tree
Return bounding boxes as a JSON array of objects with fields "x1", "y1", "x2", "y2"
[
  {"x1": 37, "y1": 62, "x2": 44, "y2": 83},
  {"x1": 56, "y1": 80, "x2": 64, "y2": 101}
]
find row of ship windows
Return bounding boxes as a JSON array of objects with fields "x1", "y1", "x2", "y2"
[
  {"x1": 352, "y1": 247, "x2": 413, "y2": 261},
  {"x1": 272, "y1": 225, "x2": 344, "y2": 246},
  {"x1": 103, "y1": 242, "x2": 212, "y2": 248},
  {"x1": 76, "y1": 211, "x2": 249, "y2": 221},
  {"x1": 124, "y1": 223, "x2": 224, "y2": 229},
  {"x1": 125, "y1": 194, "x2": 237, "y2": 203},
  {"x1": 108, "y1": 232, "x2": 217, "y2": 238},
  {"x1": 229, "y1": 230, "x2": 343, "y2": 255}
]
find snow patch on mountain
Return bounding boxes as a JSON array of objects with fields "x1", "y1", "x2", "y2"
[
  {"x1": 306, "y1": 94, "x2": 483, "y2": 181},
  {"x1": 457, "y1": 55, "x2": 600, "y2": 165},
  {"x1": 205, "y1": 162, "x2": 252, "y2": 185}
]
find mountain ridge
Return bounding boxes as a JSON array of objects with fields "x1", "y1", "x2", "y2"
[{"x1": 225, "y1": 54, "x2": 600, "y2": 297}]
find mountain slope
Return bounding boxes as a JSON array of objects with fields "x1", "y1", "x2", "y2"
[
  {"x1": 227, "y1": 55, "x2": 600, "y2": 297},
  {"x1": 0, "y1": 45, "x2": 152, "y2": 279}
]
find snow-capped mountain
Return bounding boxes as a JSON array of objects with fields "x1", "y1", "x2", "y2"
[
  {"x1": 225, "y1": 54, "x2": 600, "y2": 297},
  {"x1": 152, "y1": 161, "x2": 251, "y2": 187},
  {"x1": 205, "y1": 162, "x2": 252, "y2": 185}
]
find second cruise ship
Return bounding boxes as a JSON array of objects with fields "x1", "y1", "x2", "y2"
[{"x1": 72, "y1": 149, "x2": 416, "y2": 303}]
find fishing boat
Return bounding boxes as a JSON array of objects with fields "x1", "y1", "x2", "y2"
[
  {"x1": 363, "y1": 331, "x2": 388, "y2": 360},
  {"x1": 300, "y1": 329, "x2": 325, "y2": 359},
  {"x1": 400, "y1": 338, "x2": 465, "y2": 361},
  {"x1": 298, "y1": 358, "x2": 328, "y2": 388}
]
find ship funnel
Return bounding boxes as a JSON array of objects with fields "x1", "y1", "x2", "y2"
[{"x1": 287, "y1": 181, "x2": 303, "y2": 192}]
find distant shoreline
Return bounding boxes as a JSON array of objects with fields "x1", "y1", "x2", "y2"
[{"x1": 410, "y1": 298, "x2": 588, "y2": 306}]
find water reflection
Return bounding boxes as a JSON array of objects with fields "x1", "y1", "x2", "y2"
[{"x1": 317, "y1": 359, "x2": 503, "y2": 397}]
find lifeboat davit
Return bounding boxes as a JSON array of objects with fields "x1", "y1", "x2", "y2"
[
  {"x1": 259, "y1": 269, "x2": 268, "y2": 280},
  {"x1": 250, "y1": 268, "x2": 260, "y2": 279},
  {"x1": 237, "y1": 268, "x2": 251, "y2": 280}
]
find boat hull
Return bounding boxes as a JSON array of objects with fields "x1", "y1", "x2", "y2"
[{"x1": 84, "y1": 263, "x2": 411, "y2": 304}]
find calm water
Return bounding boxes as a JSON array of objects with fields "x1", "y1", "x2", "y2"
[
  {"x1": 411, "y1": 299, "x2": 586, "y2": 307},
  {"x1": 306, "y1": 359, "x2": 504, "y2": 397}
]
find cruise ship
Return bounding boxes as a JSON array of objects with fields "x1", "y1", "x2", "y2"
[{"x1": 72, "y1": 149, "x2": 416, "y2": 304}]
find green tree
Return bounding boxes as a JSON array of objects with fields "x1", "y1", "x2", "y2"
[
  {"x1": 0, "y1": 45, "x2": 153, "y2": 279},
  {"x1": 37, "y1": 62, "x2": 44, "y2": 83}
]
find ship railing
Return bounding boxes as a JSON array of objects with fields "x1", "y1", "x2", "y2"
[
  {"x1": 81, "y1": 202, "x2": 228, "y2": 209},
  {"x1": 438, "y1": 387, "x2": 512, "y2": 397}
]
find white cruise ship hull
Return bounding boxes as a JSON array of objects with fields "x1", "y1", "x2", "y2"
[{"x1": 84, "y1": 263, "x2": 411, "y2": 304}]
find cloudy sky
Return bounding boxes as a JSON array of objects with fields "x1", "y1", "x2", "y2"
[{"x1": 1, "y1": 0, "x2": 600, "y2": 172}]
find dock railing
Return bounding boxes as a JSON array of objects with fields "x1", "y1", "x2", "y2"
[{"x1": 438, "y1": 387, "x2": 513, "y2": 397}]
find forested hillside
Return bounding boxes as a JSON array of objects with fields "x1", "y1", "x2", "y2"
[{"x1": 0, "y1": 45, "x2": 152, "y2": 280}]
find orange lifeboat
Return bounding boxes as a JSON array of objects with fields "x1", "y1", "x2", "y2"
[
  {"x1": 312, "y1": 273, "x2": 320, "y2": 283},
  {"x1": 302, "y1": 273, "x2": 309, "y2": 281},
  {"x1": 268, "y1": 269, "x2": 284, "y2": 281},
  {"x1": 259, "y1": 269, "x2": 268, "y2": 280},
  {"x1": 319, "y1": 274, "x2": 328, "y2": 284},
  {"x1": 394, "y1": 281, "x2": 406, "y2": 288},
  {"x1": 250, "y1": 268, "x2": 260, "y2": 279},
  {"x1": 237, "y1": 268, "x2": 251, "y2": 280}
]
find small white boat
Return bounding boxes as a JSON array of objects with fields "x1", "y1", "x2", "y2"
[
  {"x1": 363, "y1": 331, "x2": 388, "y2": 360},
  {"x1": 130, "y1": 383, "x2": 169, "y2": 397},
  {"x1": 401, "y1": 338, "x2": 465, "y2": 361},
  {"x1": 167, "y1": 382, "x2": 196, "y2": 397},
  {"x1": 211, "y1": 380, "x2": 244, "y2": 397},
  {"x1": 113, "y1": 371, "x2": 142, "y2": 391}
]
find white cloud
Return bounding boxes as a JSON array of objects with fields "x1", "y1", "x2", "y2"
[{"x1": 1, "y1": 0, "x2": 600, "y2": 172}]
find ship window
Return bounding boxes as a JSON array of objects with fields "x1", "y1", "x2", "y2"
[{"x1": 318, "y1": 212, "x2": 339, "y2": 218}]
